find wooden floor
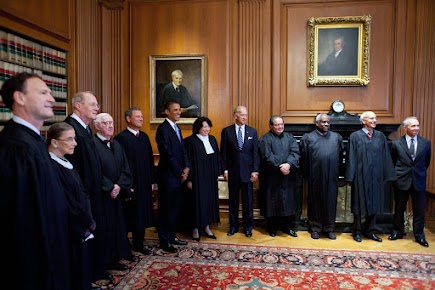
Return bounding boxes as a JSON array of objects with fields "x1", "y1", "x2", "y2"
[{"x1": 146, "y1": 204, "x2": 435, "y2": 255}]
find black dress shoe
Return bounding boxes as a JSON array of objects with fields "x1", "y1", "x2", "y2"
[
  {"x1": 171, "y1": 237, "x2": 188, "y2": 246},
  {"x1": 133, "y1": 247, "x2": 152, "y2": 255},
  {"x1": 388, "y1": 232, "x2": 404, "y2": 240},
  {"x1": 311, "y1": 231, "x2": 320, "y2": 239},
  {"x1": 245, "y1": 230, "x2": 252, "y2": 238},
  {"x1": 108, "y1": 262, "x2": 128, "y2": 271},
  {"x1": 365, "y1": 233, "x2": 382, "y2": 242},
  {"x1": 227, "y1": 228, "x2": 238, "y2": 236},
  {"x1": 286, "y1": 229, "x2": 298, "y2": 237},
  {"x1": 205, "y1": 233, "x2": 217, "y2": 239},
  {"x1": 269, "y1": 230, "x2": 277, "y2": 237},
  {"x1": 160, "y1": 243, "x2": 177, "y2": 253},
  {"x1": 326, "y1": 232, "x2": 336, "y2": 240},
  {"x1": 353, "y1": 234, "x2": 362, "y2": 242},
  {"x1": 416, "y1": 238, "x2": 429, "y2": 247},
  {"x1": 192, "y1": 236, "x2": 200, "y2": 242}
]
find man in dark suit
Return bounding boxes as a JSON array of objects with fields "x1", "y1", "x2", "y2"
[
  {"x1": 156, "y1": 101, "x2": 190, "y2": 252},
  {"x1": 389, "y1": 116, "x2": 432, "y2": 247},
  {"x1": 221, "y1": 105, "x2": 259, "y2": 238}
]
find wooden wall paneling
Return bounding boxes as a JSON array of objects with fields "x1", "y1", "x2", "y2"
[
  {"x1": 413, "y1": 0, "x2": 435, "y2": 188},
  {"x1": 238, "y1": 0, "x2": 272, "y2": 135},
  {"x1": 0, "y1": 0, "x2": 71, "y2": 42},
  {"x1": 277, "y1": 0, "x2": 401, "y2": 125},
  {"x1": 74, "y1": 0, "x2": 104, "y2": 131},
  {"x1": 100, "y1": 5, "x2": 126, "y2": 131},
  {"x1": 129, "y1": 0, "x2": 230, "y2": 154}
]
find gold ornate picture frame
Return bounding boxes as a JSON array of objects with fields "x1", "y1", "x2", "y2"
[
  {"x1": 150, "y1": 54, "x2": 207, "y2": 124},
  {"x1": 307, "y1": 15, "x2": 371, "y2": 86}
]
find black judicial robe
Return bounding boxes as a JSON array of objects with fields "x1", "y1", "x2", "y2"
[
  {"x1": 65, "y1": 115, "x2": 106, "y2": 280},
  {"x1": 51, "y1": 156, "x2": 94, "y2": 290},
  {"x1": 93, "y1": 137, "x2": 133, "y2": 263},
  {"x1": 184, "y1": 134, "x2": 221, "y2": 229},
  {"x1": 345, "y1": 129, "x2": 396, "y2": 215},
  {"x1": 300, "y1": 130, "x2": 343, "y2": 224},
  {"x1": 0, "y1": 120, "x2": 71, "y2": 290},
  {"x1": 114, "y1": 129, "x2": 155, "y2": 232},
  {"x1": 258, "y1": 131, "x2": 300, "y2": 218}
]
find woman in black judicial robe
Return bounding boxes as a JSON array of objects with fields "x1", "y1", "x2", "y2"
[
  {"x1": 184, "y1": 117, "x2": 222, "y2": 241},
  {"x1": 47, "y1": 122, "x2": 96, "y2": 290}
]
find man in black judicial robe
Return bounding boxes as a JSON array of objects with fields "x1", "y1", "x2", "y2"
[
  {"x1": 114, "y1": 107, "x2": 155, "y2": 255},
  {"x1": 93, "y1": 113, "x2": 133, "y2": 270},
  {"x1": 0, "y1": 72, "x2": 71, "y2": 290},
  {"x1": 258, "y1": 115, "x2": 300, "y2": 238},
  {"x1": 345, "y1": 111, "x2": 396, "y2": 243},
  {"x1": 65, "y1": 91, "x2": 108, "y2": 282},
  {"x1": 300, "y1": 114, "x2": 343, "y2": 240}
]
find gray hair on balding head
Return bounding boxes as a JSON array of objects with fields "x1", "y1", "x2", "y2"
[
  {"x1": 402, "y1": 116, "x2": 418, "y2": 127},
  {"x1": 359, "y1": 111, "x2": 375, "y2": 123},
  {"x1": 315, "y1": 113, "x2": 329, "y2": 122},
  {"x1": 94, "y1": 113, "x2": 112, "y2": 125}
]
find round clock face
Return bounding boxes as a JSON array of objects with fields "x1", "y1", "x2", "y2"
[{"x1": 332, "y1": 100, "x2": 345, "y2": 113}]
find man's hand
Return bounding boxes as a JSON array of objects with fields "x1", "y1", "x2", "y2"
[
  {"x1": 279, "y1": 163, "x2": 290, "y2": 175},
  {"x1": 250, "y1": 172, "x2": 259, "y2": 182},
  {"x1": 181, "y1": 167, "x2": 190, "y2": 182}
]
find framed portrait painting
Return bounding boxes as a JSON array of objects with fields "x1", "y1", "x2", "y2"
[
  {"x1": 150, "y1": 54, "x2": 207, "y2": 124},
  {"x1": 307, "y1": 15, "x2": 372, "y2": 86}
]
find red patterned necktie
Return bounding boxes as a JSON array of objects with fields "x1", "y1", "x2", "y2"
[
  {"x1": 367, "y1": 131, "x2": 372, "y2": 140},
  {"x1": 135, "y1": 132, "x2": 139, "y2": 137}
]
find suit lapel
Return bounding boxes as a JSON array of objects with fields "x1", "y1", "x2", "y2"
[
  {"x1": 400, "y1": 136, "x2": 412, "y2": 159},
  {"x1": 415, "y1": 136, "x2": 425, "y2": 158}
]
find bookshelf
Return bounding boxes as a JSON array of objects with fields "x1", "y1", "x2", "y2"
[{"x1": 0, "y1": 28, "x2": 68, "y2": 136}]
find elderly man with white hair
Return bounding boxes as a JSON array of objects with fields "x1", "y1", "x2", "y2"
[{"x1": 345, "y1": 111, "x2": 396, "y2": 243}]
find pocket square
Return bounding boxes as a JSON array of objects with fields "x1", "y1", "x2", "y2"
[{"x1": 248, "y1": 136, "x2": 253, "y2": 140}]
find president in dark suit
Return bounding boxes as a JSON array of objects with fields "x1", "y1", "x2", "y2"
[
  {"x1": 221, "y1": 106, "x2": 259, "y2": 238},
  {"x1": 156, "y1": 101, "x2": 190, "y2": 252},
  {"x1": 389, "y1": 116, "x2": 432, "y2": 247}
]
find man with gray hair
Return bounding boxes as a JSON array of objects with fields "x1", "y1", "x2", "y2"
[
  {"x1": 345, "y1": 111, "x2": 396, "y2": 243},
  {"x1": 300, "y1": 113, "x2": 343, "y2": 240},
  {"x1": 157, "y1": 69, "x2": 198, "y2": 115},
  {"x1": 64, "y1": 92, "x2": 110, "y2": 284},
  {"x1": 389, "y1": 116, "x2": 431, "y2": 247}
]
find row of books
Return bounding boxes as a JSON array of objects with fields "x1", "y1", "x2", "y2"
[
  {"x1": 0, "y1": 60, "x2": 68, "y2": 99},
  {"x1": 0, "y1": 97, "x2": 67, "y2": 122},
  {"x1": 0, "y1": 29, "x2": 67, "y2": 75}
]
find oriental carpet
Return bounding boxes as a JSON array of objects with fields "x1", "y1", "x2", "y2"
[{"x1": 102, "y1": 239, "x2": 435, "y2": 289}]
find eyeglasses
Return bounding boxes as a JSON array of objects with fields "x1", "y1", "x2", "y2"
[
  {"x1": 100, "y1": 121, "x2": 114, "y2": 126},
  {"x1": 57, "y1": 137, "x2": 77, "y2": 143}
]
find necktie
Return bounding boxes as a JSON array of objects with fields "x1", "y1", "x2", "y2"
[
  {"x1": 238, "y1": 126, "x2": 243, "y2": 150},
  {"x1": 367, "y1": 131, "x2": 372, "y2": 140},
  {"x1": 135, "y1": 132, "x2": 139, "y2": 137},
  {"x1": 174, "y1": 124, "x2": 181, "y2": 141},
  {"x1": 409, "y1": 138, "x2": 415, "y2": 159},
  {"x1": 86, "y1": 126, "x2": 92, "y2": 136}
]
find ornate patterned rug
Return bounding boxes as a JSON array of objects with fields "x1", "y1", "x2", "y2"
[{"x1": 105, "y1": 240, "x2": 435, "y2": 289}]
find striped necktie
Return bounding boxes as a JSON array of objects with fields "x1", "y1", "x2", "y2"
[
  {"x1": 238, "y1": 126, "x2": 243, "y2": 150},
  {"x1": 409, "y1": 138, "x2": 415, "y2": 159}
]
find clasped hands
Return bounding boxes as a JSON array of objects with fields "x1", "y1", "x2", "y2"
[{"x1": 279, "y1": 163, "x2": 291, "y2": 175}]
